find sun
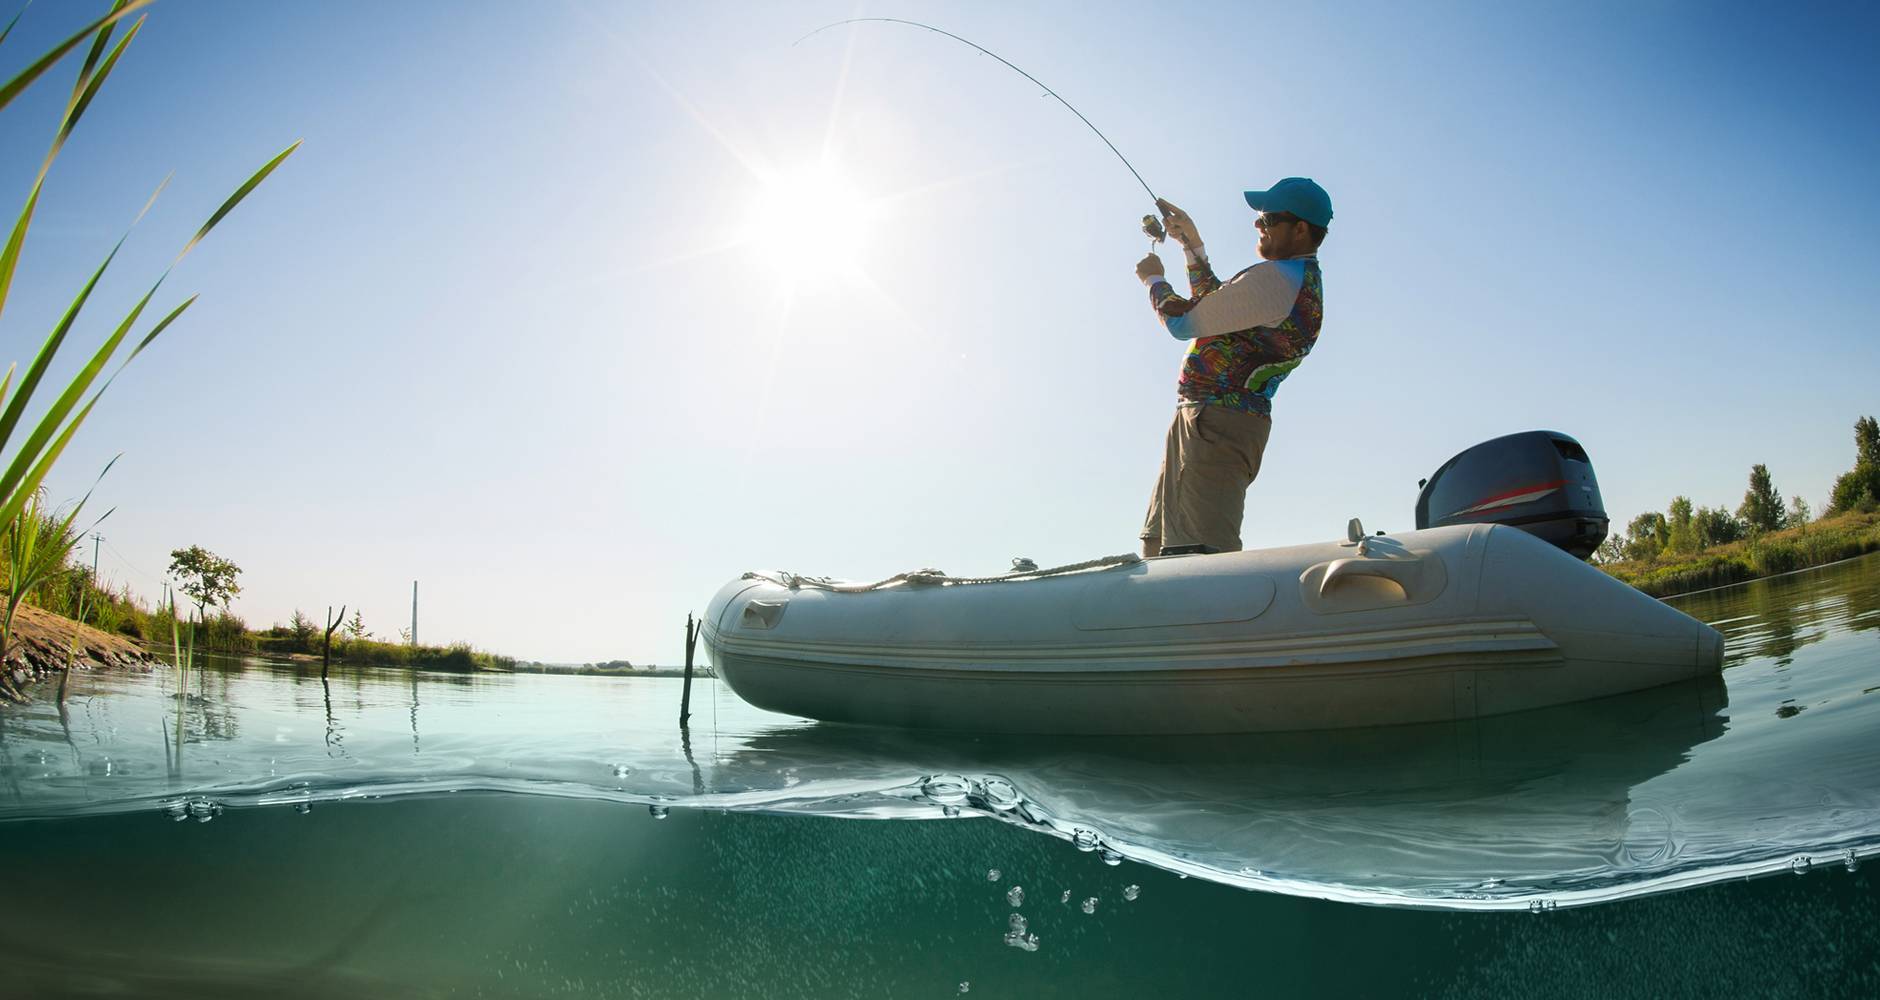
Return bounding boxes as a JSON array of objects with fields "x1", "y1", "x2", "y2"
[{"x1": 739, "y1": 161, "x2": 882, "y2": 284}]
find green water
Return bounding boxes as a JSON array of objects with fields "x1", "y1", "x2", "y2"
[{"x1": 2, "y1": 554, "x2": 1879, "y2": 997}]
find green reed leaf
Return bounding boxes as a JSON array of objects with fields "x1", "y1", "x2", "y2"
[
  {"x1": 0, "y1": 234, "x2": 125, "y2": 475},
  {"x1": 0, "y1": 0, "x2": 147, "y2": 113},
  {"x1": 181, "y1": 140, "x2": 301, "y2": 259}
]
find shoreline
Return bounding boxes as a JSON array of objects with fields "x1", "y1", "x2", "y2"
[{"x1": 1600, "y1": 510, "x2": 1880, "y2": 599}]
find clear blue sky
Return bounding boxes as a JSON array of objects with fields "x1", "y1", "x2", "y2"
[{"x1": 4, "y1": 1, "x2": 1876, "y2": 663}]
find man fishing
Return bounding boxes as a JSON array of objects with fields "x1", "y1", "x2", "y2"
[{"x1": 1134, "y1": 177, "x2": 1331, "y2": 557}]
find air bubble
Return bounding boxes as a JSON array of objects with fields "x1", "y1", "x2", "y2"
[
  {"x1": 1081, "y1": 897, "x2": 1099, "y2": 914},
  {"x1": 1071, "y1": 829, "x2": 1100, "y2": 852},
  {"x1": 942, "y1": 805, "x2": 961, "y2": 818},
  {"x1": 958, "y1": 984, "x2": 970, "y2": 995},
  {"x1": 1006, "y1": 885, "x2": 1024, "y2": 907},
  {"x1": 294, "y1": 802, "x2": 313, "y2": 815},
  {"x1": 1791, "y1": 855, "x2": 1812, "y2": 876},
  {"x1": 1844, "y1": 849, "x2": 1860, "y2": 873},
  {"x1": 1526, "y1": 899, "x2": 1557, "y2": 913},
  {"x1": 1060, "y1": 889, "x2": 1072, "y2": 904},
  {"x1": 922, "y1": 774, "x2": 969, "y2": 805},
  {"x1": 1008, "y1": 913, "x2": 1027, "y2": 934},
  {"x1": 1123, "y1": 884, "x2": 1140, "y2": 901},
  {"x1": 1003, "y1": 929, "x2": 1040, "y2": 952},
  {"x1": 186, "y1": 798, "x2": 221, "y2": 823},
  {"x1": 1479, "y1": 878, "x2": 1505, "y2": 889},
  {"x1": 611, "y1": 764, "x2": 632, "y2": 778},
  {"x1": 981, "y1": 778, "x2": 1020, "y2": 811},
  {"x1": 986, "y1": 868, "x2": 1002, "y2": 882},
  {"x1": 1100, "y1": 848, "x2": 1123, "y2": 867},
  {"x1": 648, "y1": 805, "x2": 670, "y2": 820}
]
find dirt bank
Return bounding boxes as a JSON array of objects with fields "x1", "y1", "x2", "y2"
[{"x1": 0, "y1": 602, "x2": 163, "y2": 702}]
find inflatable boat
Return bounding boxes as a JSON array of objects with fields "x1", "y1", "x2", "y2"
[{"x1": 702, "y1": 432, "x2": 1725, "y2": 735}]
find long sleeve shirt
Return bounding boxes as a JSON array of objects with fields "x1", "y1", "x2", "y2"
[{"x1": 1143, "y1": 245, "x2": 1323, "y2": 417}]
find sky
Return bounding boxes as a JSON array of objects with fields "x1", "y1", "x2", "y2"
[{"x1": 2, "y1": 0, "x2": 1876, "y2": 664}]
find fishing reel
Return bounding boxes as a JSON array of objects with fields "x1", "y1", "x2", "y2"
[{"x1": 1141, "y1": 214, "x2": 1166, "y2": 250}]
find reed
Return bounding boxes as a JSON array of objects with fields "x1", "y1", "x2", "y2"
[{"x1": 0, "y1": 1, "x2": 298, "y2": 697}]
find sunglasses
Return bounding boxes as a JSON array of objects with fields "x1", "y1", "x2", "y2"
[{"x1": 1255, "y1": 212, "x2": 1303, "y2": 231}]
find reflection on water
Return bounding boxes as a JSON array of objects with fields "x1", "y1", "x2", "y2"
[{"x1": 0, "y1": 554, "x2": 1877, "y2": 915}]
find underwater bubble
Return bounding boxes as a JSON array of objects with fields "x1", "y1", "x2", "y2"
[
  {"x1": 161, "y1": 799, "x2": 188, "y2": 822},
  {"x1": 294, "y1": 802, "x2": 313, "y2": 815},
  {"x1": 1006, "y1": 885, "x2": 1024, "y2": 907},
  {"x1": 922, "y1": 774, "x2": 970, "y2": 805},
  {"x1": 1008, "y1": 913, "x2": 1027, "y2": 934},
  {"x1": 1845, "y1": 849, "x2": 1860, "y2": 872},
  {"x1": 1526, "y1": 899, "x2": 1558, "y2": 913},
  {"x1": 1123, "y1": 884, "x2": 1140, "y2": 901},
  {"x1": 1479, "y1": 878, "x2": 1505, "y2": 889},
  {"x1": 1071, "y1": 829, "x2": 1100, "y2": 852},
  {"x1": 648, "y1": 805, "x2": 670, "y2": 820},
  {"x1": 942, "y1": 805, "x2": 961, "y2": 818},
  {"x1": 986, "y1": 868, "x2": 1001, "y2": 882},
  {"x1": 186, "y1": 797, "x2": 221, "y2": 823},
  {"x1": 1060, "y1": 889, "x2": 1072, "y2": 904},
  {"x1": 1100, "y1": 848, "x2": 1123, "y2": 867},
  {"x1": 1003, "y1": 929, "x2": 1039, "y2": 952},
  {"x1": 1791, "y1": 855, "x2": 1812, "y2": 875},
  {"x1": 1081, "y1": 897, "x2": 1099, "y2": 914},
  {"x1": 958, "y1": 984, "x2": 970, "y2": 995},
  {"x1": 981, "y1": 778, "x2": 1020, "y2": 811},
  {"x1": 611, "y1": 764, "x2": 632, "y2": 778}
]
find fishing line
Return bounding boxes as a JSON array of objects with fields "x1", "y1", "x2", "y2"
[{"x1": 795, "y1": 17, "x2": 1168, "y2": 245}]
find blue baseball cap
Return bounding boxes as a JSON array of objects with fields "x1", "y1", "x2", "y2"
[{"x1": 1244, "y1": 177, "x2": 1333, "y2": 227}]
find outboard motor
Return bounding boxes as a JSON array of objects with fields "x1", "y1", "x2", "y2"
[{"x1": 1415, "y1": 431, "x2": 1608, "y2": 560}]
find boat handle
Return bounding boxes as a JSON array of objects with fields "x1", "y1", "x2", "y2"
[
  {"x1": 1318, "y1": 557, "x2": 1417, "y2": 599},
  {"x1": 740, "y1": 600, "x2": 787, "y2": 629}
]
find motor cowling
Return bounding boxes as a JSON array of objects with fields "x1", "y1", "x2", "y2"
[{"x1": 1415, "y1": 431, "x2": 1608, "y2": 560}]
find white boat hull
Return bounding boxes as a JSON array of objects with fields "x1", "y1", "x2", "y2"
[{"x1": 703, "y1": 524, "x2": 1724, "y2": 734}]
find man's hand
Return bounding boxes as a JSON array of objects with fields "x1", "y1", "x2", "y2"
[
  {"x1": 1156, "y1": 198, "x2": 1202, "y2": 250},
  {"x1": 1136, "y1": 253, "x2": 1165, "y2": 284}
]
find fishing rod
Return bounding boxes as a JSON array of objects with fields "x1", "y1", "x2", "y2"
[{"x1": 795, "y1": 17, "x2": 1170, "y2": 248}]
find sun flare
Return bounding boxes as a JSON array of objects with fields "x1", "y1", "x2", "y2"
[{"x1": 740, "y1": 161, "x2": 882, "y2": 283}]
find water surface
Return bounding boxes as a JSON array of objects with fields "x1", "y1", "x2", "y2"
[{"x1": 3, "y1": 554, "x2": 1878, "y2": 995}]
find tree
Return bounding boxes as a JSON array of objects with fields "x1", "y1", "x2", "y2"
[
  {"x1": 1623, "y1": 512, "x2": 1668, "y2": 562},
  {"x1": 1736, "y1": 464, "x2": 1786, "y2": 534},
  {"x1": 1694, "y1": 506, "x2": 1743, "y2": 548},
  {"x1": 1827, "y1": 415, "x2": 1880, "y2": 515},
  {"x1": 168, "y1": 546, "x2": 242, "y2": 621},
  {"x1": 1592, "y1": 533, "x2": 1627, "y2": 565},
  {"x1": 1787, "y1": 496, "x2": 1812, "y2": 528},
  {"x1": 345, "y1": 610, "x2": 369, "y2": 641},
  {"x1": 288, "y1": 610, "x2": 318, "y2": 651},
  {"x1": 1664, "y1": 496, "x2": 1699, "y2": 555}
]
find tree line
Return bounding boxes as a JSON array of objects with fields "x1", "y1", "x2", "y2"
[{"x1": 1597, "y1": 416, "x2": 1879, "y2": 564}]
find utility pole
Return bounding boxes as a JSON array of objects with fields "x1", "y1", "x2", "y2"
[
  {"x1": 411, "y1": 580, "x2": 418, "y2": 646},
  {"x1": 89, "y1": 533, "x2": 101, "y2": 584}
]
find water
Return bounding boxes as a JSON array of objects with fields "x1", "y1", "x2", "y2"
[{"x1": 2, "y1": 554, "x2": 1878, "y2": 996}]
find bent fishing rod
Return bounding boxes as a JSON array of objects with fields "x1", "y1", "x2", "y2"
[{"x1": 795, "y1": 17, "x2": 1171, "y2": 247}]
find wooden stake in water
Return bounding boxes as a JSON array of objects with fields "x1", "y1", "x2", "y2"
[{"x1": 679, "y1": 613, "x2": 700, "y2": 728}]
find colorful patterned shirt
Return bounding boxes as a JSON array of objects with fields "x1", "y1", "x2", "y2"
[{"x1": 1145, "y1": 250, "x2": 1323, "y2": 416}]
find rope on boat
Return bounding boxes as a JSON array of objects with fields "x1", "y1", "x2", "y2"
[{"x1": 744, "y1": 553, "x2": 1143, "y2": 592}]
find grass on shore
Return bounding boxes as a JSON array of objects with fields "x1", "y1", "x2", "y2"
[{"x1": 1601, "y1": 509, "x2": 1880, "y2": 597}]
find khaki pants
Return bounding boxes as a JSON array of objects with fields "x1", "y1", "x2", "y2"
[{"x1": 1140, "y1": 403, "x2": 1273, "y2": 556}]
